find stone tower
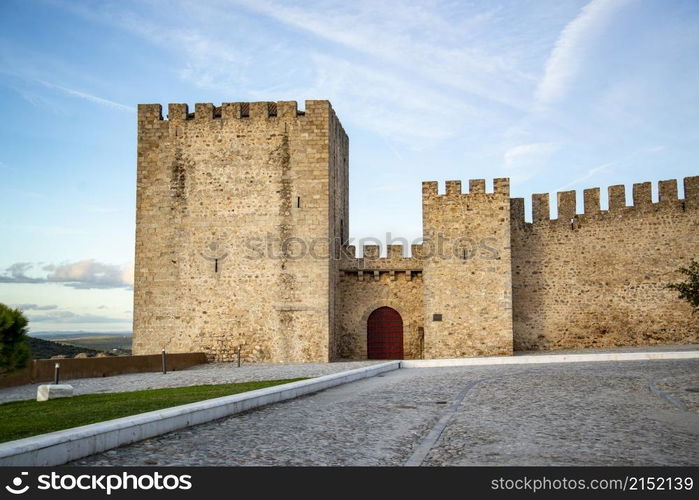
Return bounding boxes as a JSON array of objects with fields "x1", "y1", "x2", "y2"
[
  {"x1": 421, "y1": 179, "x2": 514, "y2": 358},
  {"x1": 133, "y1": 101, "x2": 348, "y2": 362}
]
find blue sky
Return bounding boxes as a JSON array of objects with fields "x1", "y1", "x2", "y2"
[{"x1": 0, "y1": 0, "x2": 698, "y2": 332}]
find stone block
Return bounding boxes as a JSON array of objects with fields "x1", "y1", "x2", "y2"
[{"x1": 37, "y1": 384, "x2": 74, "y2": 402}]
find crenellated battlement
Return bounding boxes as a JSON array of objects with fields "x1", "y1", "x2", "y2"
[
  {"x1": 135, "y1": 95, "x2": 699, "y2": 362},
  {"x1": 422, "y1": 178, "x2": 510, "y2": 199},
  {"x1": 511, "y1": 176, "x2": 699, "y2": 227},
  {"x1": 339, "y1": 244, "x2": 424, "y2": 279},
  {"x1": 137, "y1": 100, "x2": 333, "y2": 123}
]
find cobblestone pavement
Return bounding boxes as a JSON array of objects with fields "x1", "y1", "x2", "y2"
[
  {"x1": 73, "y1": 359, "x2": 699, "y2": 466},
  {"x1": 0, "y1": 361, "x2": 382, "y2": 404}
]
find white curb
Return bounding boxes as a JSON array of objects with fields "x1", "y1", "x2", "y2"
[
  {"x1": 400, "y1": 350, "x2": 699, "y2": 368},
  {"x1": 0, "y1": 361, "x2": 400, "y2": 466}
]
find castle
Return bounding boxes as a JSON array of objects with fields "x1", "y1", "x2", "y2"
[{"x1": 133, "y1": 100, "x2": 698, "y2": 362}]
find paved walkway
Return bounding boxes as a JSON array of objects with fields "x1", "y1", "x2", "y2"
[
  {"x1": 0, "y1": 361, "x2": 382, "y2": 404},
  {"x1": 514, "y1": 344, "x2": 699, "y2": 356},
  {"x1": 72, "y1": 359, "x2": 699, "y2": 466}
]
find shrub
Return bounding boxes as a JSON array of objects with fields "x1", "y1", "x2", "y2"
[
  {"x1": 0, "y1": 303, "x2": 31, "y2": 376},
  {"x1": 667, "y1": 259, "x2": 699, "y2": 312}
]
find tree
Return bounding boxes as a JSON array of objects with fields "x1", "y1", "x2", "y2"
[
  {"x1": 667, "y1": 259, "x2": 699, "y2": 312},
  {"x1": 0, "y1": 303, "x2": 31, "y2": 376}
]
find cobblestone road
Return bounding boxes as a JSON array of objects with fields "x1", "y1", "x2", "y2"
[{"x1": 73, "y1": 359, "x2": 699, "y2": 466}]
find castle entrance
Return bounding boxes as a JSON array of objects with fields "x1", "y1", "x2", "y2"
[{"x1": 367, "y1": 307, "x2": 404, "y2": 359}]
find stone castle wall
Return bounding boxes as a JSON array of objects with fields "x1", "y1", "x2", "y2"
[
  {"x1": 133, "y1": 98, "x2": 697, "y2": 362},
  {"x1": 421, "y1": 179, "x2": 514, "y2": 358},
  {"x1": 327, "y1": 110, "x2": 350, "y2": 360},
  {"x1": 134, "y1": 101, "x2": 348, "y2": 362},
  {"x1": 335, "y1": 244, "x2": 425, "y2": 359},
  {"x1": 511, "y1": 176, "x2": 699, "y2": 351}
]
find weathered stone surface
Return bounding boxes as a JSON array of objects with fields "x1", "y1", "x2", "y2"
[
  {"x1": 336, "y1": 265, "x2": 424, "y2": 360},
  {"x1": 511, "y1": 179, "x2": 699, "y2": 351},
  {"x1": 421, "y1": 178, "x2": 514, "y2": 358},
  {"x1": 134, "y1": 101, "x2": 348, "y2": 363},
  {"x1": 36, "y1": 384, "x2": 73, "y2": 401},
  {"x1": 134, "y1": 98, "x2": 698, "y2": 362}
]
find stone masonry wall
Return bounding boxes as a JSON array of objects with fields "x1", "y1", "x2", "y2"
[
  {"x1": 327, "y1": 111, "x2": 350, "y2": 360},
  {"x1": 134, "y1": 101, "x2": 348, "y2": 363},
  {"x1": 421, "y1": 179, "x2": 514, "y2": 358},
  {"x1": 134, "y1": 97, "x2": 697, "y2": 362},
  {"x1": 511, "y1": 176, "x2": 699, "y2": 351},
  {"x1": 335, "y1": 244, "x2": 424, "y2": 359}
]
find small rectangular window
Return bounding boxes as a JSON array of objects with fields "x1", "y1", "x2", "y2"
[
  {"x1": 433, "y1": 313, "x2": 442, "y2": 322},
  {"x1": 296, "y1": 197, "x2": 301, "y2": 208}
]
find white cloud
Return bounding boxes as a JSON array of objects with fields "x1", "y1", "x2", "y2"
[
  {"x1": 36, "y1": 79, "x2": 134, "y2": 112},
  {"x1": 294, "y1": 53, "x2": 477, "y2": 146},
  {"x1": 109, "y1": 12, "x2": 251, "y2": 91},
  {"x1": 231, "y1": 0, "x2": 532, "y2": 111},
  {"x1": 59, "y1": 0, "x2": 535, "y2": 145},
  {"x1": 0, "y1": 260, "x2": 134, "y2": 289},
  {"x1": 12, "y1": 303, "x2": 59, "y2": 311},
  {"x1": 556, "y1": 160, "x2": 616, "y2": 191},
  {"x1": 504, "y1": 142, "x2": 559, "y2": 182},
  {"x1": 47, "y1": 260, "x2": 133, "y2": 289},
  {"x1": 120, "y1": 262, "x2": 134, "y2": 287},
  {"x1": 26, "y1": 310, "x2": 131, "y2": 324},
  {"x1": 536, "y1": 0, "x2": 634, "y2": 106}
]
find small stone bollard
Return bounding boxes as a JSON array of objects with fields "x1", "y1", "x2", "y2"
[{"x1": 37, "y1": 384, "x2": 74, "y2": 402}]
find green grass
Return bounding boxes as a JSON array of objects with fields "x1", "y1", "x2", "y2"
[{"x1": 0, "y1": 378, "x2": 305, "y2": 443}]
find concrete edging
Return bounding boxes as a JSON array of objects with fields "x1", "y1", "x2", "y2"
[
  {"x1": 400, "y1": 350, "x2": 699, "y2": 368},
  {"x1": 0, "y1": 361, "x2": 400, "y2": 466}
]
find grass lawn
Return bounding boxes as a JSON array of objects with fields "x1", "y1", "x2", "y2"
[{"x1": 0, "y1": 378, "x2": 305, "y2": 444}]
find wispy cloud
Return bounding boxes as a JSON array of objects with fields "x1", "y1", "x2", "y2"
[
  {"x1": 0, "y1": 260, "x2": 134, "y2": 289},
  {"x1": 231, "y1": 0, "x2": 532, "y2": 111},
  {"x1": 296, "y1": 53, "x2": 477, "y2": 145},
  {"x1": 556, "y1": 160, "x2": 616, "y2": 191},
  {"x1": 0, "y1": 263, "x2": 43, "y2": 284},
  {"x1": 504, "y1": 142, "x2": 559, "y2": 182},
  {"x1": 12, "y1": 303, "x2": 59, "y2": 311},
  {"x1": 554, "y1": 146, "x2": 664, "y2": 191},
  {"x1": 536, "y1": 0, "x2": 635, "y2": 107},
  {"x1": 36, "y1": 79, "x2": 134, "y2": 112},
  {"x1": 100, "y1": 9, "x2": 252, "y2": 92},
  {"x1": 54, "y1": 0, "x2": 536, "y2": 144},
  {"x1": 26, "y1": 310, "x2": 131, "y2": 324}
]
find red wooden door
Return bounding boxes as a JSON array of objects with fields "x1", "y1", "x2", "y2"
[{"x1": 367, "y1": 307, "x2": 404, "y2": 359}]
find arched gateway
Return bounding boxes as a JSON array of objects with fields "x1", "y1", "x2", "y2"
[{"x1": 367, "y1": 306, "x2": 404, "y2": 359}]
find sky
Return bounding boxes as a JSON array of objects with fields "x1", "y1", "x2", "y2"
[{"x1": 0, "y1": 0, "x2": 698, "y2": 333}]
